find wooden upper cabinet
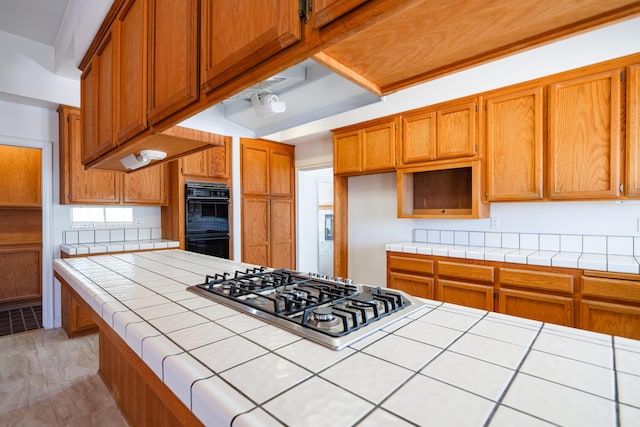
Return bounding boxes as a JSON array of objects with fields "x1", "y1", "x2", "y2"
[
  {"x1": 399, "y1": 97, "x2": 478, "y2": 167},
  {"x1": 313, "y1": 0, "x2": 368, "y2": 28},
  {"x1": 115, "y1": 0, "x2": 147, "y2": 144},
  {"x1": 200, "y1": 0, "x2": 301, "y2": 93},
  {"x1": 80, "y1": 61, "x2": 96, "y2": 164},
  {"x1": 95, "y1": 29, "x2": 117, "y2": 158},
  {"x1": 627, "y1": 64, "x2": 640, "y2": 197},
  {"x1": 0, "y1": 145, "x2": 41, "y2": 208},
  {"x1": 148, "y1": 0, "x2": 199, "y2": 125},
  {"x1": 333, "y1": 116, "x2": 397, "y2": 175},
  {"x1": 181, "y1": 140, "x2": 230, "y2": 180},
  {"x1": 241, "y1": 144, "x2": 269, "y2": 195},
  {"x1": 485, "y1": 87, "x2": 544, "y2": 201},
  {"x1": 401, "y1": 110, "x2": 436, "y2": 164},
  {"x1": 270, "y1": 149, "x2": 294, "y2": 196},
  {"x1": 58, "y1": 106, "x2": 121, "y2": 205},
  {"x1": 123, "y1": 164, "x2": 168, "y2": 205},
  {"x1": 548, "y1": 70, "x2": 622, "y2": 199}
]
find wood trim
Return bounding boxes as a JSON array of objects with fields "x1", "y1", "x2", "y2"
[
  {"x1": 313, "y1": 51, "x2": 382, "y2": 95},
  {"x1": 333, "y1": 175, "x2": 348, "y2": 278}
]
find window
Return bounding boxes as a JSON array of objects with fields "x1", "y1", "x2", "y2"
[{"x1": 71, "y1": 207, "x2": 133, "y2": 228}]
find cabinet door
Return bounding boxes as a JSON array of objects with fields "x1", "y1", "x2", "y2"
[
  {"x1": 241, "y1": 197, "x2": 270, "y2": 266},
  {"x1": 148, "y1": 0, "x2": 199, "y2": 124},
  {"x1": 389, "y1": 272, "x2": 433, "y2": 299},
  {"x1": 334, "y1": 130, "x2": 361, "y2": 175},
  {"x1": 313, "y1": 0, "x2": 369, "y2": 28},
  {"x1": 401, "y1": 110, "x2": 436, "y2": 165},
  {"x1": 436, "y1": 101, "x2": 477, "y2": 159},
  {"x1": 0, "y1": 145, "x2": 41, "y2": 207},
  {"x1": 208, "y1": 143, "x2": 229, "y2": 179},
  {"x1": 95, "y1": 29, "x2": 117, "y2": 158},
  {"x1": 486, "y1": 87, "x2": 544, "y2": 201},
  {"x1": 579, "y1": 300, "x2": 640, "y2": 340},
  {"x1": 123, "y1": 164, "x2": 167, "y2": 205},
  {"x1": 181, "y1": 150, "x2": 209, "y2": 178},
  {"x1": 80, "y1": 61, "x2": 96, "y2": 164},
  {"x1": 362, "y1": 121, "x2": 396, "y2": 172},
  {"x1": 200, "y1": 0, "x2": 301, "y2": 93},
  {"x1": 498, "y1": 288, "x2": 574, "y2": 327},
  {"x1": 627, "y1": 64, "x2": 640, "y2": 197},
  {"x1": 548, "y1": 70, "x2": 621, "y2": 199},
  {"x1": 270, "y1": 198, "x2": 295, "y2": 269},
  {"x1": 60, "y1": 107, "x2": 121, "y2": 204},
  {"x1": 242, "y1": 144, "x2": 269, "y2": 194},
  {"x1": 116, "y1": 0, "x2": 147, "y2": 144},
  {"x1": 436, "y1": 279, "x2": 494, "y2": 311},
  {"x1": 0, "y1": 246, "x2": 41, "y2": 303},
  {"x1": 270, "y1": 148, "x2": 294, "y2": 196}
]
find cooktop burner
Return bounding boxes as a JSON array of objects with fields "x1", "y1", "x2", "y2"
[{"x1": 187, "y1": 268, "x2": 426, "y2": 350}]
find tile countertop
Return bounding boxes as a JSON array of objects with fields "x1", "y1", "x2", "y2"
[
  {"x1": 53, "y1": 250, "x2": 640, "y2": 427},
  {"x1": 60, "y1": 239, "x2": 180, "y2": 256},
  {"x1": 387, "y1": 242, "x2": 640, "y2": 274}
]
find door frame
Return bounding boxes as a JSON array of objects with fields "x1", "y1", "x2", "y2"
[{"x1": 0, "y1": 136, "x2": 54, "y2": 328}]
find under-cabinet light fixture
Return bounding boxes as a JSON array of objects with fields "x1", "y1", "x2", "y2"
[
  {"x1": 251, "y1": 92, "x2": 286, "y2": 117},
  {"x1": 120, "y1": 149, "x2": 167, "y2": 170}
]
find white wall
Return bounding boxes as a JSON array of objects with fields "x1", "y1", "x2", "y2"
[{"x1": 333, "y1": 19, "x2": 640, "y2": 287}]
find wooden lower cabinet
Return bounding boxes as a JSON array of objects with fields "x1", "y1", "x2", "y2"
[
  {"x1": 0, "y1": 245, "x2": 41, "y2": 304},
  {"x1": 436, "y1": 279, "x2": 494, "y2": 311},
  {"x1": 389, "y1": 272, "x2": 434, "y2": 299},
  {"x1": 579, "y1": 300, "x2": 640, "y2": 340},
  {"x1": 498, "y1": 288, "x2": 574, "y2": 327},
  {"x1": 60, "y1": 282, "x2": 97, "y2": 338}
]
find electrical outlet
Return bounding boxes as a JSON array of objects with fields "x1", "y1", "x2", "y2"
[
  {"x1": 135, "y1": 217, "x2": 142, "y2": 226},
  {"x1": 490, "y1": 217, "x2": 500, "y2": 229}
]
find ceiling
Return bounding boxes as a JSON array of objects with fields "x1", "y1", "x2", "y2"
[{"x1": 0, "y1": 0, "x2": 70, "y2": 46}]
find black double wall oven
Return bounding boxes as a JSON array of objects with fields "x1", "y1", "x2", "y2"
[{"x1": 185, "y1": 181, "x2": 230, "y2": 259}]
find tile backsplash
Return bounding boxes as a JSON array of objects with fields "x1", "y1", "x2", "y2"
[
  {"x1": 63, "y1": 227, "x2": 163, "y2": 245},
  {"x1": 413, "y1": 229, "x2": 640, "y2": 256}
]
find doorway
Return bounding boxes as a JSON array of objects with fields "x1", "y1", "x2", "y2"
[{"x1": 297, "y1": 167, "x2": 333, "y2": 275}]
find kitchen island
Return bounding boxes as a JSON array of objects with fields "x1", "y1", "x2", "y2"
[{"x1": 53, "y1": 250, "x2": 640, "y2": 426}]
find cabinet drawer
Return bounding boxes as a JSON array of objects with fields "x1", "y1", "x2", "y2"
[
  {"x1": 499, "y1": 268, "x2": 574, "y2": 294},
  {"x1": 438, "y1": 261, "x2": 494, "y2": 283},
  {"x1": 388, "y1": 254, "x2": 434, "y2": 275},
  {"x1": 582, "y1": 276, "x2": 640, "y2": 303}
]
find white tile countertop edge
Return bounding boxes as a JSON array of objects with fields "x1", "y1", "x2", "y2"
[
  {"x1": 60, "y1": 239, "x2": 180, "y2": 256},
  {"x1": 53, "y1": 250, "x2": 640, "y2": 426},
  {"x1": 387, "y1": 242, "x2": 640, "y2": 274}
]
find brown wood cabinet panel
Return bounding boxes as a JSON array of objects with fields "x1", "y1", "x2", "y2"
[
  {"x1": 0, "y1": 246, "x2": 41, "y2": 303},
  {"x1": 0, "y1": 209, "x2": 42, "y2": 245},
  {"x1": 0, "y1": 145, "x2": 41, "y2": 207},
  {"x1": 181, "y1": 142, "x2": 230, "y2": 180},
  {"x1": 241, "y1": 197, "x2": 270, "y2": 266},
  {"x1": 333, "y1": 130, "x2": 361, "y2": 175},
  {"x1": 388, "y1": 254, "x2": 434, "y2": 275},
  {"x1": 580, "y1": 300, "x2": 640, "y2": 340},
  {"x1": 148, "y1": 0, "x2": 199, "y2": 125},
  {"x1": 115, "y1": 0, "x2": 147, "y2": 144},
  {"x1": 499, "y1": 288, "x2": 574, "y2": 327},
  {"x1": 499, "y1": 268, "x2": 575, "y2": 294},
  {"x1": 627, "y1": 64, "x2": 640, "y2": 197},
  {"x1": 95, "y1": 29, "x2": 116, "y2": 157},
  {"x1": 436, "y1": 279, "x2": 494, "y2": 311},
  {"x1": 313, "y1": 0, "x2": 368, "y2": 28},
  {"x1": 61, "y1": 282, "x2": 97, "y2": 338},
  {"x1": 548, "y1": 70, "x2": 622, "y2": 199},
  {"x1": 438, "y1": 260, "x2": 494, "y2": 283},
  {"x1": 389, "y1": 272, "x2": 434, "y2": 299},
  {"x1": 270, "y1": 149, "x2": 294, "y2": 196},
  {"x1": 58, "y1": 106, "x2": 121, "y2": 204},
  {"x1": 485, "y1": 87, "x2": 544, "y2": 201},
  {"x1": 582, "y1": 276, "x2": 640, "y2": 304},
  {"x1": 270, "y1": 198, "x2": 295, "y2": 269},
  {"x1": 436, "y1": 101, "x2": 477, "y2": 159},
  {"x1": 242, "y1": 144, "x2": 269, "y2": 194},
  {"x1": 123, "y1": 164, "x2": 168, "y2": 205},
  {"x1": 80, "y1": 60, "x2": 96, "y2": 164},
  {"x1": 200, "y1": 0, "x2": 301, "y2": 93},
  {"x1": 401, "y1": 110, "x2": 436, "y2": 165},
  {"x1": 181, "y1": 150, "x2": 210, "y2": 178},
  {"x1": 362, "y1": 121, "x2": 396, "y2": 172}
]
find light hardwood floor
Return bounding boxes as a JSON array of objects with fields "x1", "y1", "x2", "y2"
[{"x1": 0, "y1": 328, "x2": 128, "y2": 426}]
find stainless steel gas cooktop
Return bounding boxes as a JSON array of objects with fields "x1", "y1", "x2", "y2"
[{"x1": 187, "y1": 268, "x2": 426, "y2": 350}]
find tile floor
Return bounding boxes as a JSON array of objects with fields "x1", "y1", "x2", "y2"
[{"x1": 0, "y1": 328, "x2": 127, "y2": 426}]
